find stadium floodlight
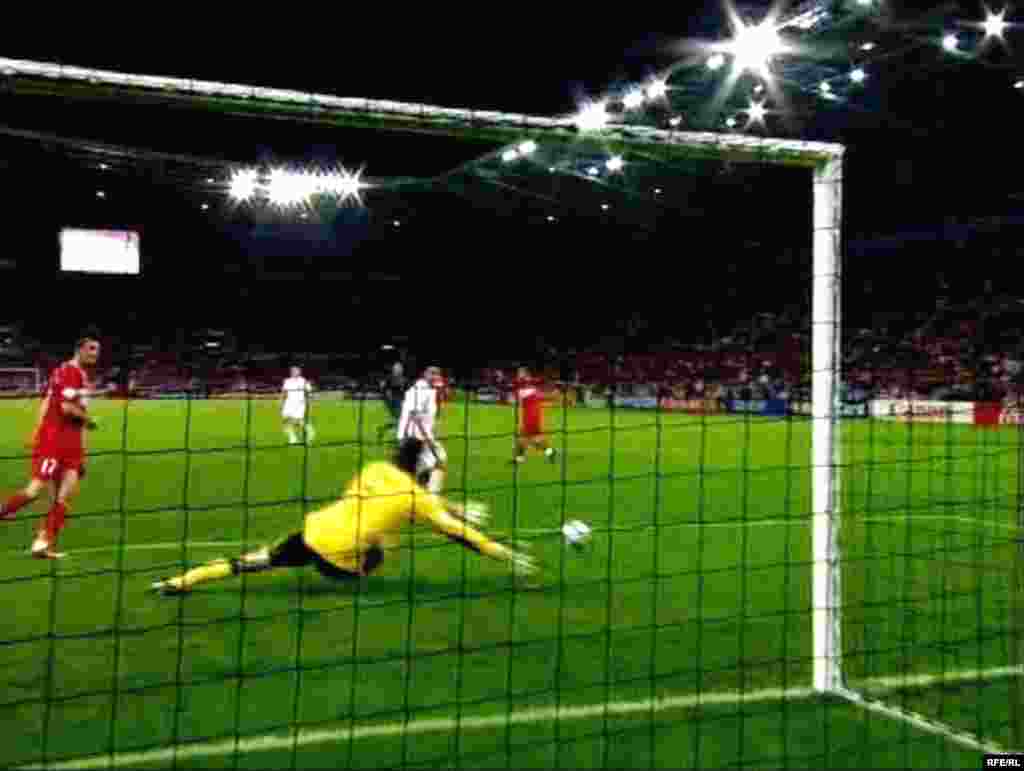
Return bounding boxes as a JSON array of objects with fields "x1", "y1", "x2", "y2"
[
  {"x1": 726, "y1": 116, "x2": 738, "y2": 127},
  {"x1": 717, "y1": 16, "x2": 789, "y2": 77},
  {"x1": 983, "y1": 9, "x2": 1008, "y2": 39},
  {"x1": 587, "y1": 165, "x2": 600, "y2": 176},
  {"x1": 601, "y1": 203, "x2": 610, "y2": 210},
  {"x1": 1016, "y1": 79, "x2": 1024, "y2": 89},
  {"x1": 574, "y1": 101, "x2": 609, "y2": 131},
  {"x1": 268, "y1": 168, "x2": 314, "y2": 207},
  {"x1": 669, "y1": 116, "x2": 683, "y2": 127},
  {"x1": 98, "y1": 163, "x2": 108, "y2": 170},
  {"x1": 746, "y1": 100, "x2": 768, "y2": 123},
  {"x1": 943, "y1": 33, "x2": 959, "y2": 51},
  {"x1": 96, "y1": 190, "x2": 106, "y2": 199},
  {"x1": 645, "y1": 79, "x2": 668, "y2": 99},
  {"x1": 546, "y1": 215, "x2": 556, "y2": 222},
  {"x1": 517, "y1": 140, "x2": 538, "y2": 155},
  {"x1": 623, "y1": 89, "x2": 645, "y2": 109},
  {"x1": 319, "y1": 167, "x2": 365, "y2": 204},
  {"x1": 502, "y1": 149, "x2": 519, "y2": 163},
  {"x1": 706, "y1": 52, "x2": 727, "y2": 71},
  {"x1": 820, "y1": 80, "x2": 832, "y2": 93},
  {"x1": 229, "y1": 168, "x2": 258, "y2": 200},
  {"x1": 850, "y1": 67, "x2": 866, "y2": 83},
  {"x1": 605, "y1": 155, "x2": 625, "y2": 172},
  {"x1": 860, "y1": 41, "x2": 876, "y2": 50}
]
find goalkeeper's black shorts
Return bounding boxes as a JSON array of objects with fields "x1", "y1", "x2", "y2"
[{"x1": 269, "y1": 532, "x2": 383, "y2": 579}]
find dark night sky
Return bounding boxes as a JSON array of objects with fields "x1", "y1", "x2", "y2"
[{"x1": 1, "y1": 1, "x2": 1023, "y2": 357}]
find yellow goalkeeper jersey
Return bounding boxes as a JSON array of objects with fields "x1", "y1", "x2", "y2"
[{"x1": 303, "y1": 461, "x2": 508, "y2": 572}]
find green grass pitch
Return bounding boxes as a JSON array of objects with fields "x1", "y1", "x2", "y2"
[{"x1": 0, "y1": 395, "x2": 1019, "y2": 769}]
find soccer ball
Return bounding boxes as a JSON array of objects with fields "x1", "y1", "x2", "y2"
[{"x1": 562, "y1": 519, "x2": 592, "y2": 548}]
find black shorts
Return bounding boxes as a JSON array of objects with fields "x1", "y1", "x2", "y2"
[{"x1": 269, "y1": 532, "x2": 383, "y2": 579}]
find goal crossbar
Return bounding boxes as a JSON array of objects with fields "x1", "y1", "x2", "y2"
[{"x1": 0, "y1": 58, "x2": 844, "y2": 167}]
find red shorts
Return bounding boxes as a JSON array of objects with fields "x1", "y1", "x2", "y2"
[
  {"x1": 32, "y1": 448, "x2": 85, "y2": 482},
  {"x1": 520, "y1": 416, "x2": 544, "y2": 438}
]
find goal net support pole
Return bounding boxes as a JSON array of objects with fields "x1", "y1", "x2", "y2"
[{"x1": 812, "y1": 155, "x2": 844, "y2": 694}]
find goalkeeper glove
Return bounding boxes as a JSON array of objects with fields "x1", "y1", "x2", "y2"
[
  {"x1": 509, "y1": 550, "x2": 538, "y2": 577},
  {"x1": 462, "y1": 501, "x2": 490, "y2": 527}
]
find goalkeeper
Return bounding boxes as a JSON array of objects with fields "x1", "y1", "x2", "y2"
[{"x1": 152, "y1": 438, "x2": 535, "y2": 595}]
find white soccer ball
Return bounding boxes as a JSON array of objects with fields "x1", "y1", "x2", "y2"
[{"x1": 562, "y1": 519, "x2": 592, "y2": 547}]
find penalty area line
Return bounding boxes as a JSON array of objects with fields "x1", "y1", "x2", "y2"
[{"x1": 20, "y1": 666, "x2": 1022, "y2": 769}]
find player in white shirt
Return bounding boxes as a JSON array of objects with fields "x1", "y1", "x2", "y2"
[
  {"x1": 397, "y1": 365, "x2": 447, "y2": 493},
  {"x1": 281, "y1": 366, "x2": 316, "y2": 445}
]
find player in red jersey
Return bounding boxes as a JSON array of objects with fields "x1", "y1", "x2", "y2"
[
  {"x1": 0, "y1": 333, "x2": 101, "y2": 559},
  {"x1": 511, "y1": 366, "x2": 558, "y2": 465}
]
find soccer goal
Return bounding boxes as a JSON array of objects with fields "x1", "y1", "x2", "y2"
[{"x1": 0, "y1": 58, "x2": 1019, "y2": 769}]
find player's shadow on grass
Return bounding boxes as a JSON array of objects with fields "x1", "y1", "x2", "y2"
[{"x1": 247, "y1": 571, "x2": 524, "y2": 598}]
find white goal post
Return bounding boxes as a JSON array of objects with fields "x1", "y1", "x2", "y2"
[{"x1": 0, "y1": 57, "x2": 847, "y2": 693}]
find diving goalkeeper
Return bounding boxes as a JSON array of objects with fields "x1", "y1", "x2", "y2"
[{"x1": 151, "y1": 438, "x2": 535, "y2": 595}]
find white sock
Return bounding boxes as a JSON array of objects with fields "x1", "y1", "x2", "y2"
[
  {"x1": 545, "y1": 447, "x2": 555, "y2": 457},
  {"x1": 427, "y1": 470, "x2": 444, "y2": 494},
  {"x1": 286, "y1": 427, "x2": 298, "y2": 444},
  {"x1": 305, "y1": 423, "x2": 316, "y2": 443}
]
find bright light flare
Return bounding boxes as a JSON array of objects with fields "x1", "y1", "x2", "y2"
[
  {"x1": 943, "y1": 33, "x2": 959, "y2": 51},
  {"x1": 320, "y1": 167, "x2": 366, "y2": 203},
  {"x1": 1015, "y1": 79, "x2": 1024, "y2": 89},
  {"x1": 229, "y1": 169, "x2": 259, "y2": 201},
  {"x1": 574, "y1": 101, "x2": 609, "y2": 131},
  {"x1": 502, "y1": 149, "x2": 519, "y2": 163},
  {"x1": 268, "y1": 168, "x2": 316, "y2": 207},
  {"x1": 707, "y1": 53, "x2": 727, "y2": 71},
  {"x1": 605, "y1": 155, "x2": 625, "y2": 173},
  {"x1": 860, "y1": 42, "x2": 876, "y2": 51},
  {"x1": 851, "y1": 67, "x2": 867, "y2": 83},
  {"x1": 517, "y1": 140, "x2": 538, "y2": 155},
  {"x1": 720, "y1": 16, "x2": 789, "y2": 77},
  {"x1": 623, "y1": 89, "x2": 645, "y2": 109},
  {"x1": 746, "y1": 100, "x2": 768, "y2": 123},
  {"x1": 983, "y1": 9, "x2": 1008, "y2": 39},
  {"x1": 645, "y1": 79, "x2": 668, "y2": 99}
]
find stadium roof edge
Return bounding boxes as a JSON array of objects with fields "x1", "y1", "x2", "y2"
[{"x1": 0, "y1": 58, "x2": 845, "y2": 167}]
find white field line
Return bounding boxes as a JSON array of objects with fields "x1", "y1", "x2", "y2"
[
  {"x1": 8, "y1": 510, "x2": 1016, "y2": 560},
  {"x1": 835, "y1": 684, "x2": 1014, "y2": 755},
  {"x1": 21, "y1": 666, "x2": 1022, "y2": 769}
]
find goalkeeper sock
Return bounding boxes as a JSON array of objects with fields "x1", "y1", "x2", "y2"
[
  {"x1": 1, "y1": 492, "x2": 32, "y2": 520},
  {"x1": 44, "y1": 502, "x2": 68, "y2": 542},
  {"x1": 178, "y1": 559, "x2": 234, "y2": 589}
]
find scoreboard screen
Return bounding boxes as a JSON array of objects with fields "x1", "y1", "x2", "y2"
[{"x1": 59, "y1": 229, "x2": 140, "y2": 275}]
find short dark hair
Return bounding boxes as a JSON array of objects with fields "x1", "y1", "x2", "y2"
[
  {"x1": 76, "y1": 327, "x2": 101, "y2": 349},
  {"x1": 394, "y1": 437, "x2": 424, "y2": 475}
]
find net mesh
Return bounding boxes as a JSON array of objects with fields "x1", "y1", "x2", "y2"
[{"x1": 0, "y1": 88, "x2": 1019, "y2": 771}]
